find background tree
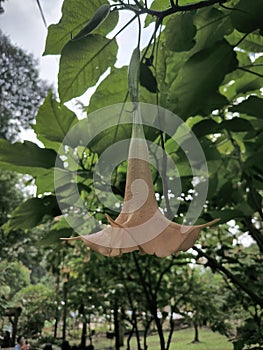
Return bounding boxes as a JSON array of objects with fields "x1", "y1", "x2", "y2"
[{"x1": 0, "y1": 30, "x2": 49, "y2": 140}]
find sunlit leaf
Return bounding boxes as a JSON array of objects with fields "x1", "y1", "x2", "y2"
[
  {"x1": 44, "y1": 0, "x2": 118, "y2": 55},
  {"x1": 58, "y1": 35, "x2": 118, "y2": 102},
  {"x1": 33, "y1": 91, "x2": 78, "y2": 151}
]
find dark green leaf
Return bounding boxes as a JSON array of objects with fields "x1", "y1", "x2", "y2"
[
  {"x1": 2, "y1": 196, "x2": 60, "y2": 233},
  {"x1": 230, "y1": 0, "x2": 263, "y2": 34},
  {"x1": 72, "y1": 4, "x2": 111, "y2": 40},
  {"x1": 164, "y1": 12, "x2": 196, "y2": 52},
  {"x1": 33, "y1": 91, "x2": 78, "y2": 151},
  {"x1": 58, "y1": 34, "x2": 118, "y2": 102},
  {"x1": 230, "y1": 96, "x2": 263, "y2": 119},
  {"x1": 168, "y1": 40, "x2": 237, "y2": 117},
  {"x1": 44, "y1": 0, "x2": 118, "y2": 55},
  {"x1": 194, "y1": 7, "x2": 233, "y2": 52},
  {"x1": 38, "y1": 229, "x2": 74, "y2": 246},
  {"x1": 209, "y1": 209, "x2": 245, "y2": 224},
  {"x1": 221, "y1": 117, "x2": 253, "y2": 132},
  {"x1": 0, "y1": 140, "x2": 59, "y2": 176},
  {"x1": 140, "y1": 63, "x2": 158, "y2": 93},
  {"x1": 192, "y1": 119, "x2": 221, "y2": 138}
]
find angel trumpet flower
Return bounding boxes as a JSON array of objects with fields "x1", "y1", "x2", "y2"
[{"x1": 63, "y1": 106, "x2": 219, "y2": 257}]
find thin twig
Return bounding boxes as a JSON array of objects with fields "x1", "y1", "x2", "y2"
[
  {"x1": 135, "y1": 0, "x2": 227, "y2": 19},
  {"x1": 35, "y1": 0, "x2": 47, "y2": 28}
]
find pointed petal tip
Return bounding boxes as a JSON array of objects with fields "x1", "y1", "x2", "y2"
[
  {"x1": 197, "y1": 218, "x2": 220, "y2": 228},
  {"x1": 105, "y1": 213, "x2": 124, "y2": 228},
  {"x1": 208, "y1": 218, "x2": 221, "y2": 225}
]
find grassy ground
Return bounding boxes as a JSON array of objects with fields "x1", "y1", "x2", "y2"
[{"x1": 91, "y1": 327, "x2": 233, "y2": 350}]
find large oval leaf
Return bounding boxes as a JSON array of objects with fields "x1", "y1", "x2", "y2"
[
  {"x1": 164, "y1": 12, "x2": 196, "y2": 52},
  {"x1": 0, "y1": 140, "x2": 59, "y2": 176},
  {"x1": 58, "y1": 34, "x2": 118, "y2": 103},
  {"x1": 33, "y1": 92, "x2": 78, "y2": 151},
  {"x1": 168, "y1": 40, "x2": 238, "y2": 118}
]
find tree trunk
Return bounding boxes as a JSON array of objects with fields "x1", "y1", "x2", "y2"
[
  {"x1": 62, "y1": 281, "x2": 68, "y2": 341},
  {"x1": 153, "y1": 309, "x2": 166, "y2": 350},
  {"x1": 132, "y1": 310, "x2": 141, "y2": 350},
  {"x1": 114, "y1": 302, "x2": 120, "y2": 350},
  {"x1": 166, "y1": 309, "x2": 175, "y2": 350},
  {"x1": 54, "y1": 273, "x2": 60, "y2": 339},
  {"x1": 127, "y1": 325, "x2": 134, "y2": 350},
  {"x1": 54, "y1": 317, "x2": 59, "y2": 339},
  {"x1": 192, "y1": 320, "x2": 200, "y2": 343},
  {"x1": 143, "y1": 318, "x2": 152, "y2": 350},
  {"x1": 81, "y1": 319, "x2": 87, "y2": 349}
]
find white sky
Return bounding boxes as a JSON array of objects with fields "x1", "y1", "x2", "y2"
[{"x1": 1, "y1": 0, "x2": 63, "y2": 84}]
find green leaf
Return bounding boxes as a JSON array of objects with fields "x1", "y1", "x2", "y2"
[
  {"x1": 192, "y1": 119, "x2": 221, "y2": 138},
  {"x1": 209, "y1": 209, "x2": 245, "y2": 224},
  {"x1": 222, "y1": 55, "x2": 263, "y2": 98},
  {"x1": 33, "y1": 92, "x2": 78, "y2": 151},
  {"x1": 88, "y1": 66, "x2": 155, "y2": 113},
  {"x1": 220, "y1": 51, "x2": 262, "y2": 99},
  {"x1": 229, "y1": 96, "x2": 263, "y2": 119},
  {"x1": 72, "y1": 4, "x2": 111, "y2": 40},
  {"x1": 2, "y1": 196, "x2": 60, "y2": 233},
  {"x1": 128, "y1": 47, "x2": 140, "y2": 103},
  {"x1": 221, "y1": 118, "x2": 253, "y2": 132},
  {"x1": 38, "y1": 228, "x2": 73, "y2": 246},
  {"x1": 227, "y1": 30, "x2": 263, "y2": 53},
  {"x1": 0, "y1": 140, "x2": 59, "y2": 176},
  {"x1": 164, "y1": 12, "x2": 196, "y2": 52},
  {"x1": 230, "y1": 0, "x2": 263, "y2": 34},
  {"x1": 194, "y1": 7, "x2": 233, "y2": 52},
  {"x1": 58, "y1": 34, "x2": 118, "y2": 103},
  {"x1": 168, "y1": 40, "x2": 237, "y2": 117},
  {"x1": 44, "y1": 0, "x2": 118, "y2": 55},
  {"x1": 88, "y1": 67, "x2": 129, "y2": 112},
  {"x1": 35, "y1": 168, "x2": 71, "y2": 195},
  {"x1": 140, "y1": 63, "x2": 158, "y2": 93}
]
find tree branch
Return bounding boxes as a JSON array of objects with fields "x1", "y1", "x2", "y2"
[
  {"x1": 193, "y1": 246, "x2": 263, "y2": 308},
  {"x1": 133, "y1": 0, "x2": 227, "y2": 19}
]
